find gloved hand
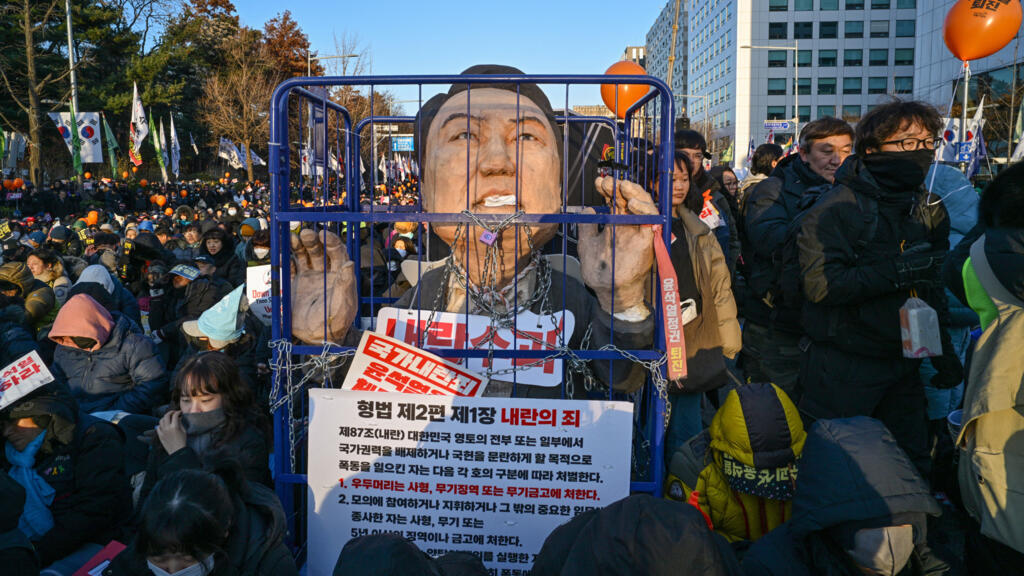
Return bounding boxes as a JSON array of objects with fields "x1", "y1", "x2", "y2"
[
  {"x1": 929, "y1": 351, "x2": 964, "y2": 389},
  {"x1": 895, "y1": 243, "x2": 945, "y2": 290}
]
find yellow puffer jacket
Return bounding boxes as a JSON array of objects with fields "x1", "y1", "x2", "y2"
[{"x1": 668, "y1": 383, "x2": 805, "y2": 543}]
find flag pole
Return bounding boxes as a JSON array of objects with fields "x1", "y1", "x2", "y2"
[
  {"x1": 1007, "y1": 34, "x2": 1019, "y2": 166},
  {"x1": 65, "y1": 0, "x2": 83, "y2": 179}
]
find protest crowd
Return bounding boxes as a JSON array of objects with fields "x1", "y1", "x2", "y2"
[{"x1": 0, "y1": 65, "x2": 1022, "y2": 576}]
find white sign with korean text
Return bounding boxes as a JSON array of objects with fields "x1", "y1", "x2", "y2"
[
  {"x1": 342, "y1": 331, "x2": 487, "y2": 397},
  {"x1": 0, "y1": 351, "x2": 55, "y2": 410},
  {"x1": 307, "y1": 390, "x2": 632, "y2": 576},
  {"x1": 375, "y1": 307, "x2": 575, "y2": 387},
  {"x1": 245, "y1": 265, "x2": 272, "y2": 326}
]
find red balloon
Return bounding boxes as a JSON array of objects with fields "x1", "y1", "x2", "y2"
[
  {"x1": 600, "y1": 61, "x2": 651, "y2": 119},
  {"x1": 945, "y1": 0, "x2": 1023, "y2": 61}
]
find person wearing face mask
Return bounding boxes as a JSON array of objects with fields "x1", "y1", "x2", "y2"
[
  {"x1": 1, "y1": 381, "x2": 131, "y2": 575},
  {"x1": 742, "y1": 416, "x2": 948, "y2": 576},
  {"x1": 795, "y1": 101, "x2": 961, "y2": 477},
  {"x1": 741, "y1": 118, "x2": 854, "y2": 401},
  {"x1": 106, "y1": 463, "x2": 297, "y2": 576},
  {"x1": 245, "y1": 230, "x2": 271, "y2": 267},
  {"x1": 138, "y1": 351, "x2": 271, "y2": 510}
]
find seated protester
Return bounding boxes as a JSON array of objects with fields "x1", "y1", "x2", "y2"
[
  {"x1": 177, "y1": 286, "x2": 270, "y2": 406},
  {"x1": 49, "y1": 294, "x2": 168, "y2": 414},
  {"x1": 532, "y1": 494, "x2": 741, "y2": 576},
  {"x1": 245, "y1": 229, "x2": 271, "y2": 267},
  {"x1": 235, "y1": 217, "x2": 262, "y2": 262},
  {"x1": 150, "y1": 264, "x2": 232, "y2": 360},
  {"x1": 44, "y1": 226, "x2": 77, "y2": 257},
  {"x1": 107, "y1": 465, "x2": 297, "y2": 576},
  {"x1": 198, "y1": 227, "x2": 245, "y2": 287},
  {"x1": 656, "y1": 152, "x2": 741, "y2": 453},
  {"x1": 742, "y1": 417, "x2": 947, "y2": 576},
  {"x1": 180, "y1": 224, "x2": 202, "y2": 261},
  {"x1": 951, "y1": 161, "x2": 1024, "y2": 571},
  {"x1": 665, "y1": 383, "x2": 804, "y2": 547},
  {"x1": 1, "y1": 381, "x2": 131, "y2": 573},
  {"x1": 86, "y1": 232, "x2": 121, "y2": 275},
  {"x1": 0, "y1": 261, "x2": 57, "y2": 335},
  {"x1": 289, "y1": 67, "x2": 656, "y2": 398},
  {"x1": 26, "y1": 248, "x2": 71, "y2": 306},
  {"x1": 0, "y1": 470, "x2": 39, "y2": 576},
  {"x1": 0, "y1": 294, "x2": 39, "y2": 366},
  {"x1": 139, "y1": 352, "x2": 271, "y2": 509},
  {"x1": 71, "y1": 264, "x2": 142, "y2": 327}
]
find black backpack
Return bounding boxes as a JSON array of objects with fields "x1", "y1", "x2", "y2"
[{"x1": 770, "y1": 185, "x2": 878, "y2": 314}]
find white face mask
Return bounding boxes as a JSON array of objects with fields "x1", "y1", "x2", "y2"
[
  {"x1": 253, "y1": 247, "x2": 270, "y2": 259},
  {"x1": 147, "y1": 555, "x2": 215, "y2": 576},
  {"x1": 228, "y1": 209, "x2": 237, "y2": 216}
]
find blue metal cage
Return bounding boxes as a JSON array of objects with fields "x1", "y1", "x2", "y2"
[{"x1": 267, "y1": 73, "x2": 676, "y2": 555}]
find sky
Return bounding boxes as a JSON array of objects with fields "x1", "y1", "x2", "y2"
[{"x1": 237, "y1": 0, "x2": 670, "y2": 109}]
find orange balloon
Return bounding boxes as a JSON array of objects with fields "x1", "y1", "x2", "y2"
[
  {"x1": 121, "y1": 171, "x2": 129, "y2": 179},
  {"x1": 2, "y1": 180, "x2": 11, "y2": 190},
  {"x1": 600, "y1": 61, "x2": 651, "y2": 119},
  {"x1": 180, "y1": 190, "x2": 188, "y2": 198},
  {"x1": 944, "y1": 0, "x2": 1023, "y2": 61},
  {"x1": 13, "y1": 178, "x2": 24, "y2": 189},
  {"x1": 84, "y1": 172, "x2": 92, "y2": 180},
  {"x1": 86, "y1": 211, "x2": 99, "y2": 226},
  {"x1": 156, "y1": 195, "x2": 166, "y2": 207},
  {"x1": 224, "y1": 172, "x2": 230, "y2": 178},
  {"x1": 165, "y1": 207, "x2": 174, "y2": 216},
  {"x1": 131, "y1": 166, "x2": 138, "y2": 174},
  {"x1": 241, "y1": 199, "x2": 248, "y2": 207},
  {"x1": 140, "y1": 179, "x2": 149, "y2": 187}
]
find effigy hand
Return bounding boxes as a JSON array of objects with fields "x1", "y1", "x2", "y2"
[{"x1": 290, "y1": 228, "x2": 358, "y2": 345}]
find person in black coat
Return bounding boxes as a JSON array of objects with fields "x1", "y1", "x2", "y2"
[
  {"x1": 138, "y1": 352, "x2": 271, "y2": 508},
  {"x1": 0, "y1": 381, "x2": 132, "y2": 570},
  {"x1": 0, "y1": 470, "x2": 38, "y2": 576},
  {"x1": 0, "y1": 294, "x2": 39, "y2": 367},
  {"x1": 198, "y1": 227, "x2": 245, "y2": 287},
  {"x1": 105, "y1": 463, "x2": 297, "y2": 576},
  {"x1": 742, "y1": 417, "x2": 948, "y2": 576}
]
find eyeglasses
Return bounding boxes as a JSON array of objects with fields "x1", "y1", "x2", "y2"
[{"x1": 879, "y1": 137, "x2": 942, "y2": 151}]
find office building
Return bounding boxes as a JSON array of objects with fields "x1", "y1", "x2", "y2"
[{"x1": 646, "y1": 1, "x2": 689, "y2": 113}]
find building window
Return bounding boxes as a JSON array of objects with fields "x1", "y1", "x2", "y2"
[
  {"x1": 845, "y1": 21, "x2": 863, "y2": 38},
  {"x1": 769, "y1": 22, "x2": 788, "y2": 39},
  {"x1": 767, "y1": 106, "x2": 787, "y2": 120},
  {"x1": 794, "y1": 22, "x2": 813, "y2": 39},
  {"x1": 797, "y1": 50, "x2": 812, "y2": 67},
  {"x1": 768, "y1": 78, "x2": 788, "y2": 95},
  {"x1": 770, "y1": 0, "x2": 789, "y2": 10},
  {"x1": 894, "y1": 48, "x2": 914, "y2": 65},
  {"x1": 768, "y1": 50, "x2": 788, "y2": 67},
  {"x1": 869, "y1": 49, "x2": 888, "y2": 66},
  {"x1": 820, "y1": 21, "x2": 838, "y2": 38},
  {"x1": 842, "y1": 105, "x2": 862, "y2": 122},
  {"x1": 820, "y1": 0, "x2": 839, "y2": 9},
  {"x1": 843, "y1": 77, "x2": 863, "y2": 94},
  {"x1": 796, "y1": 105, "x2": 811, "y2": 123},
  {"x1": 844, "y1": 49, "x2": 863, "y2": 66},
  {"x1": 794, "y1": 77, "x2": 811, "y2": 95},
  {"x1": 870, "y1": 20, "x2": 890, "y2": 38},
  {"x1": 871, "y1": 0, "x2": 890, "y2": 7},
  {"x1": 894, "y1": 76, "x2": 913, "y2": 93},
  {"x1": 818, "y1": 77, "x2": 837, "y2": 95},
  {"x1": 818, "y1": 105, "x2": 837, "y2": 119},
  {"x1": 897, "y1": 0, "x2": 915, "y2": 7},
  {"x1": 895, "y1": 20, "x2": 915, "y2": 36},
  {"x1": 796, "y1": 0, "x2": 813, "y2": 9},
  {"x1": 819, "y1": 49, "x2": 838, "y2": 66},
  {"x1": 868, "y1": 77, "x2": 888, "y2": 94},
  {"x1": 847, "y1": 0, "x2": 864, "y2": 8}
]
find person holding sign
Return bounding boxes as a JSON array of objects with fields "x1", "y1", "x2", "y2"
[{"x1": 289, "y1": 65, "x2": 656, "y2": 397}]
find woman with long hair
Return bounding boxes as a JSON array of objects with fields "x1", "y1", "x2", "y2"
[{"x1": 138, "y1": 352, "x2": 270, "y2": 508}]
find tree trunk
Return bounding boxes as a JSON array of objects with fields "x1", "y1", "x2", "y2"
[
  {"x1": 23, "y1": 0, "x2": 43, "y2": 188},
  {"x1": 245, "y1": 138, "x2": 254, "y2": 183}
]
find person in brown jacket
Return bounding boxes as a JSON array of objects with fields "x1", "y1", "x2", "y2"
[
  {"x1": 0, "y1": 261, "x2": 57, "y2": 335},
  {"x1": 654, "y1": 151, "x2": 741, "y2": 455}
]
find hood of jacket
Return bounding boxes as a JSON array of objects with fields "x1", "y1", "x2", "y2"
[
  {"x1": 2, "y1": 380, "x2": 78, "y2": 453},
  {"x1": 984, "y1": 227, "x2": 1024, "y2": 302},
  {"x1": 75, "y1": 264, "x2": 115, "y2": 294},
  {"x1": 0, "y1": 262, "x2": 34, "y2": 298},
  {"x1": 708, "y1": 382, "x2": 805, "y2": 471},
  {"x1": 789, "y1": 417, "x2": 939, "y2": 540},
  {"x1": 49, "y1": 293, "x2": 115, "y2": 349}
]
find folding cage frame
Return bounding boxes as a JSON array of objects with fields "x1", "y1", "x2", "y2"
[{"x1": 267, "y1": 73, "x2": 676, "y2": 555}]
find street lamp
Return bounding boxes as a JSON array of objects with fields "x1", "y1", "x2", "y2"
[
  {"x1": 741, "y1": 41, "x2": 800, "y2": 142},
  {"x1": 306, "y1": 51, "x2": 360, "y2": 76}
]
